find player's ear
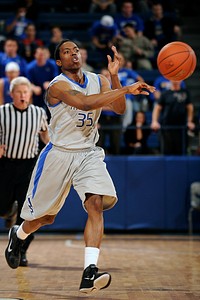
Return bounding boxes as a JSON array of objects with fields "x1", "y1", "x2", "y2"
[{"x1": 56, "y1": 60, "x2": 62, "y2": 67}]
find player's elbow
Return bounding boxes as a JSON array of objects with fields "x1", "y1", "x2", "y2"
[{"x1": 82, "y1": 104, "x2": 93, "y2": 111}]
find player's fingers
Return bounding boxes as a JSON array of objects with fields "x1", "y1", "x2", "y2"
[
  {"x1": 140, "y1": 91, "x2": 150, "y2": 95},
  {"x1": 148, "y1": 86, "x2": 156, "y2": 93},
  {"x1": 141, "y1": 83, "x2": 156, "y2": 93},
  {"x1": 111, "y1": 45, "x2": 120, "y2": 58},
  {"x1": 107, "y1": 55, "x2": 112, "y2": 63}
]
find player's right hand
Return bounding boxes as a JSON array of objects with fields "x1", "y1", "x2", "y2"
[{"x1": 127, "y1": 81, "x2": 156, "y2": 95}]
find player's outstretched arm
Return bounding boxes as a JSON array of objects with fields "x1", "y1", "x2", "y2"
[{"x1": 47, "y1": 81, "x2": 155, "y2": 111}]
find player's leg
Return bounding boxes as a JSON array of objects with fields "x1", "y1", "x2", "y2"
[
  {"x1": 15, "y1": 158, "x2": 37, "y2": 266},
  {"x1": 84, "y1": 193, "x2": 104, "y2": 248},
  {"x1": 71, "y1": 147, "x2": 117, "y2": 293},
  {"x1": 5, "y1": 214, "x2": 56, "y2": 269},
  {"x1": 5, "y1": 145, "x2": 73, "y2": 269},
  {"x1": 79, "y1": 193, "x2": 111, "y2": 294}
]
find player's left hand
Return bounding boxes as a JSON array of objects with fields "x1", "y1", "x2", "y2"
[{"x1": 107, "y1": 46, "x2": 120, "y2": 76}]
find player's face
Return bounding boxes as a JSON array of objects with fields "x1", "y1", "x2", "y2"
[
  {"x1": 57, "y1": 41, "x2": 82, "y2": 70},
  {"x1": 10, "y1": 84, "x2": 32, "y2": 110}
]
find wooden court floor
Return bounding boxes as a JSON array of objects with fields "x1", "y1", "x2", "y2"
[{"x1": 0, "y1": 233, "x2": 200, "y2": 300}]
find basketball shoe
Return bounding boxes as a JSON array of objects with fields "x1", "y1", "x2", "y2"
[
  {"x1": 79, "y1": 264, "x2": 111, "y2": 294},
  {"x1": 5, "y1": 225, "x2": 24, "y2": 269}
]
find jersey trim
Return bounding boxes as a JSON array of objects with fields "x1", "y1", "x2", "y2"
[{"x1": 61, "y1": 72, "x2": 88, "y2": 88}]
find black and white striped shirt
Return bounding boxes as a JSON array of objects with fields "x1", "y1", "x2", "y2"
[{"x1": 0, "y1": 103, "x2": 48, "y2": 159}]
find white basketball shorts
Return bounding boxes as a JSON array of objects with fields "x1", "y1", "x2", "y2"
[{"x1": 21, "y1": 143, "x2": 118, "y2": 220}]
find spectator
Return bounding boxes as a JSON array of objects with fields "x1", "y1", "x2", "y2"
[
  {"x1": 115, "y1": 1, "x2": 144, "y2": 37},
  {"x1": 19, "y1": 23, "x2": 44, "y2": 62},
  {"x1": 0, "y1": 62, "x2": 20, "y2": 105},
  {"x1": 0, "y1": 76, "x2": 49, "y2": 266},
  {"x1": 79, "y1": 47, "x2": 94, "y2": 72},
  {"x1": 144, "y1": 2, "x2": 182, "y2": 65},
  {"x1": 118, "y1": 23, "x2": 154, "y2": 70},
  {"x1": 89, "y1": 15, "x2": 119, "y2": 68},
  {"x1": 134, "y1": 0, "x2": 151, "y2": 19},
  {"x1": 117, "y1": 52, "x2": 144, "y2": 128},
  {"x1": 124, "y1": 111, "x2": 151, "y2": 154},
  {"x1": 89, "y1": 0, "x2": 117, "y2": 14},
  {"x1": 48, "y1": 26, "x2": 64, "y2": 59},
  {"x1": 97, "y1": 67, "x2": 122, "y2": 154},
  {"x1": 27, "y1": 46, "x2": 59, "y2": 112},
  {"x1": 150, "y1": 74, "x2": 186, "y2": 104},
  {"x1": 16, "y1": 0, "x2": 39, "y2": 22},
  {"x1": 0, "y1": 38, "x2": 28, "y2": 77},
  {"x1": 151, "y1": 80, "x2": 195, "y2": 155},
  {"x1": 5, "y1": 5, "x2": 33, "y2": 41}
]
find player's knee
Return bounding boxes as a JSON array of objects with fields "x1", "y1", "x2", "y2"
[
  {"x1": 41, "y1": 215, "x2": 56, "y2": 225},
  {"x1": 85, "y1": 194, "x2": 103, "y2": 213}
]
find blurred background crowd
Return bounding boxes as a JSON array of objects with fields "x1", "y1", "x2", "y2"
[{"x1": 0, "y1": 0, "x2": 199, "y2": 156}]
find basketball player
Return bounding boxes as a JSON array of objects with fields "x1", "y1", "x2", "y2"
[{"x1": 5, "y1": 39, "x2": 155, "y2": 294}]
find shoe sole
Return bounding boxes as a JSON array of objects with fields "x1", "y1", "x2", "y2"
[{"x1": 79, "y1": 273, "x2": 111, "y2": 294}]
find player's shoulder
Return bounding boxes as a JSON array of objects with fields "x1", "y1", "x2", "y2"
[{"x1": 48, "y1": 74, "x2": 65, "y2": 87}]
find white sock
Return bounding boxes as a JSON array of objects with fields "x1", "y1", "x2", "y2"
[
  {"x1": 84, "y1": 247, "x2": 100, "y2": 269},
  {"x1": 16, "y1": 222, "x2": 29, "y2": 240}
]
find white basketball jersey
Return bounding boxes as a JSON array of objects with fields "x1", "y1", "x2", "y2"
[{"x1": 47, "y1": 72, "x2": 102, "y2": 149}]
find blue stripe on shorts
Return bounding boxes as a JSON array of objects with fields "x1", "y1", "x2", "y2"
[{"x1": 32, "y1": 142, "x2": 53, "y2": 198}]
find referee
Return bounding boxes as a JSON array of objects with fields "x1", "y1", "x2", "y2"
[{"x1": 0, "y1": 76, "x2": 49, "y2": 266}]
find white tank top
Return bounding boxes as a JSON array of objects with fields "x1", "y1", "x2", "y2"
[{"x1": 47, "y1": 72, "x2": 102, "y2": 149}]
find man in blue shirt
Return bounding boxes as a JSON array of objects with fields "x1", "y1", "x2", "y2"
[
  {"x1": 27, "y1": 46, "x2": 59, "y2": 111},
  {"x1": 0, "y1": 38, "x2": 27, "y2": 77},
  {"x1": 115, "y1": 1, "x2": 144, "y2": 37}
]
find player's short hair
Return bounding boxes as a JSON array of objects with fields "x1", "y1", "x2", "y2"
[
  {"x1": 10, "y1": 76, "x2": 32, "y2": 92},
  {"x1": 54, "y1": 39, "x2": 75, "y2": 60}
]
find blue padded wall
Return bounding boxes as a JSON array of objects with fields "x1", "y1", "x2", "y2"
[{"x1": 0, "y1": 156, "x2": 199, "y2": 232}]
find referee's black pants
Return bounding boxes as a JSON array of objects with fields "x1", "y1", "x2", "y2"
[{"x1": 0, "y1": 157, "x2": 37, "y2": 224}]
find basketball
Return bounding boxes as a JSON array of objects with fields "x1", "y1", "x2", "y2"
[{"x1": 157, "y1": 41, "x2": 197, "y2": 81}]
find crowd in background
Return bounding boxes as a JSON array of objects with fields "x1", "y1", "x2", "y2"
[{"x1": 0, "y1": 0, "x2": 199, "y2": 156}]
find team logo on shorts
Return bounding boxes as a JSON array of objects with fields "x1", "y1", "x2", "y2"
[{"x1": 28, "y1": 197, "x2": 34, "y2": 215}]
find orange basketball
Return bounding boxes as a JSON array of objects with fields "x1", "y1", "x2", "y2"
[{"x1": 157, "y1": 41, "x2": 197, "y2": 81}]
